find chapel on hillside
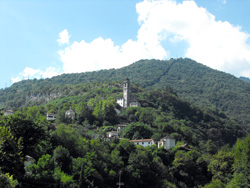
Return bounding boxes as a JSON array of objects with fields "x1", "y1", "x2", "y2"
[{"x1": 116, "y1": 78, "x2": 140, "y2": 108}]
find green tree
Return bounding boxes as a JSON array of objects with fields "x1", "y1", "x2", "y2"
[
  {"x1": 0, "y1": 171, "x2": 18, "y2": 188},
  {"x1": 203, "y1": 179, "x2": 225, "y2": 188},
  {"x1": 25, "y1": 154, "x2": 55, "y2": 184},
  {"x1": 126, "y1": 146, "x2": 166, "y2": 188},
  {"x1": 122, "y1": 122, "x2": 153, "y2": 140},
  {"x1": 226, "y1": 173, "x2": 248, "y2": 188},
  {"x1": 1, "y1": 113, "x2": 46, "y2": 158},
  {"x1": 208, "y1": 145, "x2": 233, "y2": 183},
  {"x1": 0, "y1": 126, "x2": 23, "y2": 177},
  {"x1": 139, "y1": 108, "x2": 154, "y2": 125},
  {"x1": 93, "y1": 100, "x2": 118, "y2": 125},
  {"x1": 75, "y1": 101, "x2": 93, "y2": 124},
  {"x1": 53, "y1": 146, "x2": 72, "y2": 173},
  {"x1": 51, "y1": 124, "x2": 89, "y2": 158}
]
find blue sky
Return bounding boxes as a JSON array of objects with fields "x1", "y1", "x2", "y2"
[{"x1": 1, "y1": 0, "x2": 250, "y2": 89}]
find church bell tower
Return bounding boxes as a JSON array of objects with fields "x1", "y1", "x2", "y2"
[{"x1": 123, "y1": 78, "x2": 130, "y2": 108}]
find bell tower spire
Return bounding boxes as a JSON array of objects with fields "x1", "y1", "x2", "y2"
[{"x1": 123, "y1": 78, "x2": 130, "y2": 108}]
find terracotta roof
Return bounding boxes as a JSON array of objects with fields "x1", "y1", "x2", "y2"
[{"x1": 130, "y1": 139, "x2": 153, "y2": 142}]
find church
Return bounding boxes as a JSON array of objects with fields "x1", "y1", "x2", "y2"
[{"x1": 116, "y1": 78, "x2": 140, "y2": 108}]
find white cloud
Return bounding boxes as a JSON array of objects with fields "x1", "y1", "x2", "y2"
[
  {"x1": 222, "y1": 0, "x2": 227, "y2": 4},
  {"x1": 135, "y1": 0, "x2": 250, "y2": 77},
  {"x1": 57, "y1": 0, "x2": 250, "y2": 78},
  {"x1": 11, "y1": 67, "x2": 60, "y2": 84},
  {"x1": 58, "y1": 35, "x2": 167, "y2": 74},
  {"x1": 13, "y1": 0, "x2": 250, "y2": 83},
  {"x1": 57, "y1": 29, "x2": 71, "y2": 45}
]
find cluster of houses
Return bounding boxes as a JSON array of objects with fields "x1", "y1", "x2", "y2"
[{"x1": 107, "y1": 124, "x2": 176, "y2": 150}]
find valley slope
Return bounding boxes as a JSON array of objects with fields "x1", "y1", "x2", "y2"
[{"x1": 1, "y1": 58, "x2": 250, "y2": 126}]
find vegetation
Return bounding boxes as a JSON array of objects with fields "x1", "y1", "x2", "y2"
[
  {"x1": 1, "y1": 58, "x2": 250, "y2": 187},
  {"x1": 1, "y1": 58, "x2": 250, "y2": 128},
  {"x1": 0, "y1": 78, "x2": 249, "y2": 187}
]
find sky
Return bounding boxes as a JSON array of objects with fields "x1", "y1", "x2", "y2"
[{"x1": 1, "y1": 0, "x2": 250, "y2": 89}]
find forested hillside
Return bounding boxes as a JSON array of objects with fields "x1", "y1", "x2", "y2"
[
  {"x1": 1, "y1": 58, "x2": 250, "y2": 127},
  {"x1": 0, "y1": 81, "x2": 248, "y2": 187}
]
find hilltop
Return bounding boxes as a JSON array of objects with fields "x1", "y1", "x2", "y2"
[{"x1": 1, "y1": 58, "x2": 250, "y2": 126}]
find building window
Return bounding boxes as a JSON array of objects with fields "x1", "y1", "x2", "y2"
[
  {"x1": 142, "y1": 142, "x2": 144, "y2": 145},
  {"x1": 148, "y1": 142, "x2": 150, "y2": 144}
]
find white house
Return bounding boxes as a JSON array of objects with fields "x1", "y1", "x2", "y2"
[
  {"x1": 129, "y1": 100, "x2": 141, "y2": 107},
  {"x1": 158, "y1": 136, "x2": 176, "y2": 149},
  {"x1": 107, "y1": 131, "x2": 119, "y2": 138},
  {"x1": 24, "y1": 155, "x2": 35, "y2": 167},
  {"x1": 117, "y1": 124, "x2": 128, "y2": 132},
  {"x1": 4, "y1": 110, "x2": 14, "y2": 116},
  {"x1": 46, "y1": 113, "x2": 57, "y2": 121},
  {"x1": 65, "y1": 108, "x2": 75, "y2": 120},
  {"x1": 130, "y1": 139, "x2": 155, "y2": 147}
]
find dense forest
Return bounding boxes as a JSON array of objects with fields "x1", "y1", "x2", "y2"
[
  {"x1": 0, "y1": 78, "x2": 250, "y2": 188},
  {"x1": 1, "y1": 58, "x2": 250, "y2": 128}
]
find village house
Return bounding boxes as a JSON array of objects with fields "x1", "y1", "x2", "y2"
[
  {"x1": 107, "y1": 131, "x2": 119, "y2": 138},
  {"x1": 24, "y1": 155, "x2": 35, "y2": 167},
  {"x1": 130, "y1": 136, "x2": 176, "y2": 149},
  {"x1": 65, "y1": 108, "x2": 75, "y2": 119},
  {"x1": 158, "y1": 136, "x2": 176, "y2": 149},
  {"x1": 46, "y1": 113, "x2": 57, "y2": 121},
  {"x1": 130, "y1": 139, "x2": 155, "y2": 147},
  {"x1": 4, "y1": 110, "x2": 14, "y2": 116},
  {"x1": 117, "y1": 124, "x2": 128, "y2": 132}
]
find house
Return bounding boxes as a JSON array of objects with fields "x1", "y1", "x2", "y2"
[
  {"x1": 107, "y1": 131, "x2": 119, "y2": 138},
  {"x1": 65, "y1": 108, "x2": 75, "y2": 119},
  {"x1": 129, "y1": 100, "x2": 141, "y2": 107},
  {"x1": 117, "y1": 124, "x2": 128, "y2": 132},
  {"x1": 130, "y1": 139, "x2": 155, "y2": 147},
  {"x1": 4, "y1": 110, "x2": 14, "y2": 116},
  {"x1": 129, "y1": 136, "x2": 176, "y2": 149},
  {"x1": 116, "y1": 78, "x2": 140, "y2": 108},
  {"x1": 158, "y1": 136, "x2": 176, "y2": 149},
  {"x1": 24, "y1": 155, "x2": 35, "y2": 167},
  {"x1": 46, "y1": 113, "x2": 57, "y2": 121}
]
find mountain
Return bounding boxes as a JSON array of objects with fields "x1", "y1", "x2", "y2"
[
  {"x1": 1, "y1": 58, "x2": 250, "y2": 126},
  {"x1": 1, "y1": 58, "x2": 250, "y2": 188},
  {"x1": 240, "y1": 76, "x2": 250, "y2": 83}
]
